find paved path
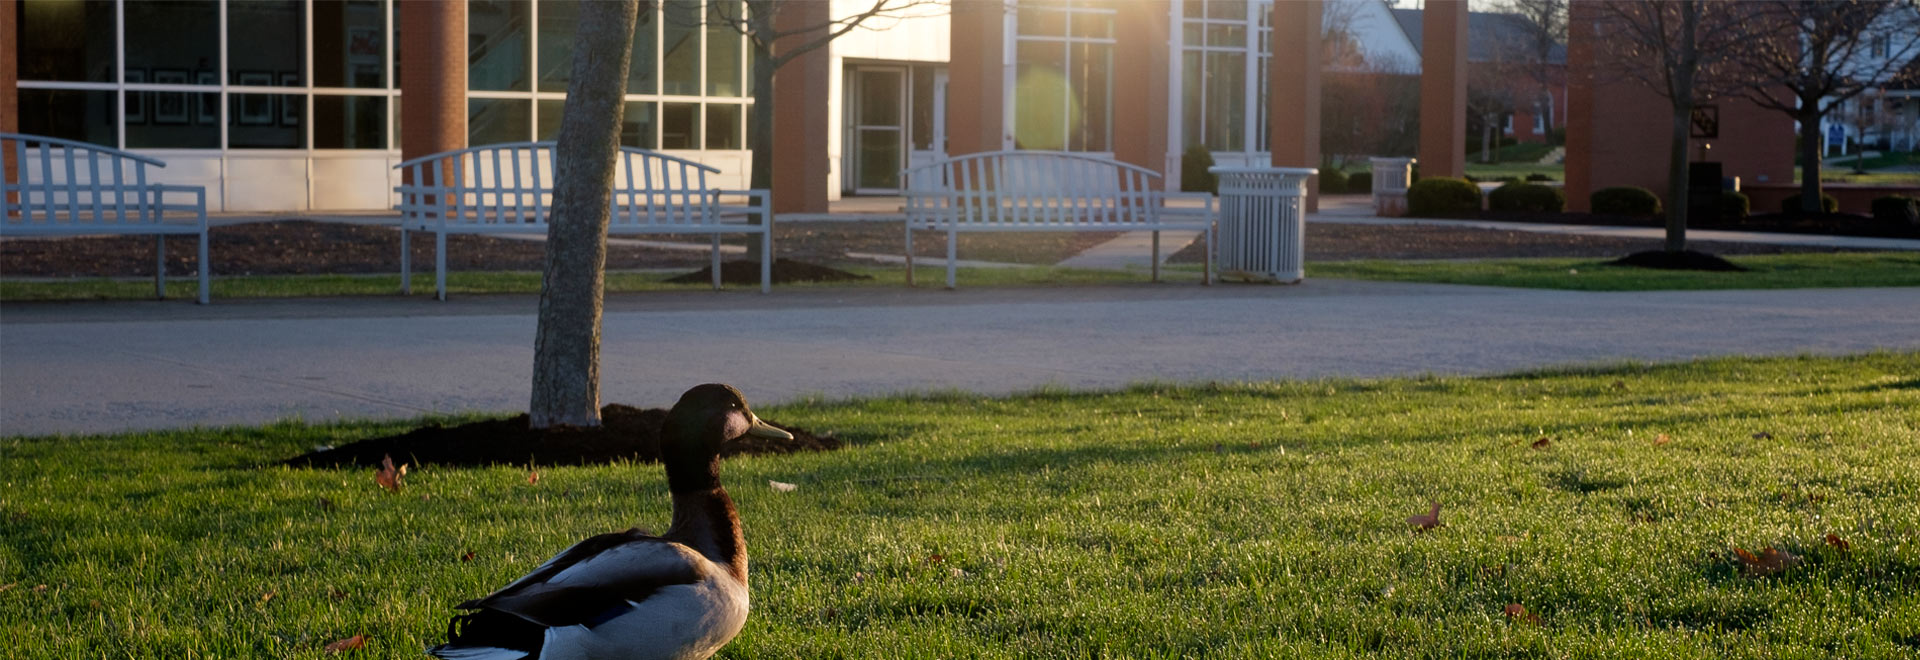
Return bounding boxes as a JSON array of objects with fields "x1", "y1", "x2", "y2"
[{"x1": 4, "y1": 282, "x2": 1916, "y2": 436}]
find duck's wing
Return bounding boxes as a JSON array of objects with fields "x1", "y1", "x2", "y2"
[{"x1": 461, "y1": 528, "x2": 702, "y2": 629}]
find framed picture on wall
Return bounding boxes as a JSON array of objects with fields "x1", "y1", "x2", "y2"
[
  {"x1": 237, "y1": 71, "x2": 274, "y2": 126},
  {"x1": 152, "y1": 69, "x2": 190, "y2": 125},
  {"x1": 196, "y1": 70, "x2": 219, "y2": 124},
  {"x1": 279, "y1": 72, "x2": 301, "y2": 127},
  {"x1": 124, "y1": 69, "x2": 147, "y2": 124}
]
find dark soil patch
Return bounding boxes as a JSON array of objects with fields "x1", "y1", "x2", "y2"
[
  {"x1": 1470, "y1": 209, "x2": 1919, "y2": 239},
  {"x1": 1607, "y1": 250, "x2": 1747, "y2": 271},
  {"x1": 663, "y1": 258, "x2": 872, "y2": 285},
  {"x1": 1166, "y1": 223, "x2": 1859, "y2": 264},
  {"x1": 284, "y1": 404, "x2": 837, "y2": 468}
]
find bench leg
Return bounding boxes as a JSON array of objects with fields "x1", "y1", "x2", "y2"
[
  {"x1": 946, "y1": 228, "x2": 957, "y2": 290},
  {"x1": 1151, "y1": 230, "x2": 1161, "y2": 283},
  {"x1": 435, "y1": 231, "x2": 448, "y2": 301},
  {"x1": 155, "y1": 235, "x2": 167, "y2": 300},
  {"x1": 711, "y1": 234, "x2": 723, "y2": 290},
  {"x1": 197, "y1": 230, "x2": 210, "y2": 304},
  {"x1": 1203, "y1": 225, "x2": 1213, "y2": 286},
  {"x1": 905, "y1": 226, "x2": 916, "y2": 287},
  {"x1": 400, "y1": 229, "x2": 411, "y2": 295},
  {"x1": 760, "y1": 230, "x2": 771, "y2": 294}
]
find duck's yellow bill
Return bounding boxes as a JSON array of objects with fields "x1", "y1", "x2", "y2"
[{"x1": 747, "y1": 414, "x2": 794, "y2": 440}]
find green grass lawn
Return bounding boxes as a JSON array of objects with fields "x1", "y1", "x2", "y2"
[
  {"x1": 1311, "y1": 252, "x2": 1920, "y2": 291},
  {"x1": 4, "y1": 354, "x2": 1918, "y2": 658},
  {"x1": 0, "y1": 264, "x2": 1168, "y2": 302},
  {"x1": 1463, "y1": 162, "x2": 1565, "y2": 182}
]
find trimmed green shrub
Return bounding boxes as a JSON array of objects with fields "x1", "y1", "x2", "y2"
[
  {"x1": 1319, "y1": 168, "x2": 1349, "y2": 195},
  {"x1": 1872, "y1": 195, "x2": 1919, "y2": 225},
  {"x1": 1407, "y1": 177, "x2": 1483, "y2": 216},
  {"x1": 1721, "y1": 191, "x2": 1750, "y2": 221},
  {"x1": 1488, "y1": 182, "x2": 1566, "y2": 213},
  {"x1": 1347, "y1": 171, "x2": 1373, "y2": 194},
  {"x1": 1591, "y1": 186, "x2": 1661, "y2": 216},
  {"x1": 1779, "y1": 192, "x2": 1839, "y2": 213},
  {"x1": 1181, "y1": 146, "x2": 1217, "y2": 195},
  {"x1": 1526, "y1": 173, "x2": 1556, "y2": 182}
]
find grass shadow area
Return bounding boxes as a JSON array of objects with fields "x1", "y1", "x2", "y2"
[{"x1": 1309, "y1": 251, "x2": 1920, "y2": 291}]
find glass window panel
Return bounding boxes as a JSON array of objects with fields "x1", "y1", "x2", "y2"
[
  {"x1": 130, "y1": 78, "x2": 221, "y2": 148},
  {"x1": 1182, "y1": 52, "x2": 1203, "y2": 148},
  {"x1": 911, "y1": 67, "x2": 935, "y2": 151},
  {"x1": 314, "y1": 95, "x2": 387, "y2": 148},
  {"x1": 228, "y1": 93, "x2": 305, "y2": 148},
  {"x1": 1070, "y1": 42, "x2": 1110, "y2": 151},
  {"x1": 857, "y1": 70, "x2": 902, "y2": 127},
  {"x1": 706, "y1": 1, "x2": 743, "y2": 97},
  {"x1": 661, "y1": 102, "x2": 698, "y2": 148},
  {"x1": 1204, "y1": 50, "x2": 1245, "y2": 150},
  {"x1": 469, "y1": 0, "x2": 531, "y2": 91},
  {"x1": 705, "y1": 103, "x2": 741, "y2": 149},
  {"x1": 469, "y1": 98, "x2": 532, "y2": 144},
  {"x1": 1017, "y1": 4, "x2": 1066, "y2": 36},
  {"x1": 126, "y1": 1, "x2": 218, "y2": 79},
  {"x1": 17, "y1": 0, "x2": 116, "y2": 83},
  {"x1": 1068, "y1": 6, "x2": 1112, "y2": 39},
  {"x1": 313, "y1": 1, "x2": 387, "y2": 88},
  {"x1": 1183, "y1": 23, "x2": 1204, "y2": 46},
  {"x1": 17, "y1": 89, "x2": 116, "y2": 147},
  {"x1": 622, "y1": 101, "x2": 656, "y2": 148},
  {"x1": 537, "y1": 0, "x2": 580, "y2": 92},
  {"x1": 661, "y1": 0, "x2": 701, "y2": 96},
  {"x1": 1207, "y1": 24, "x2": 1244, "y2": 48},
  {"x1": 1206, "y1": 0, "x2": 1245, "y2": 20},
  {"x1": 228, "y1": 1, "x2": 306, "y2": 86},
  {"x1": 629, "y1": 5, "x2": 659, "y2": 94},
  {"x1": 537, "y1": 98, "x2": 565, "y2": 141},
  {"x1": 1013, "y1": 41, "x2": 1068, "y2": 150},
  {"x1": 1184, "y1": 0, "x2": 1206, "y2": 19}
]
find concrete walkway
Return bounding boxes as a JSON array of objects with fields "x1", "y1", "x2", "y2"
[{"x1": 3, "y1": 282, "x2": 1917, "y2": 436}]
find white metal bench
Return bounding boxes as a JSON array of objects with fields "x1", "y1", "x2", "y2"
[
  {"x1": 1, "y1": 133, "x2": 212, "y2": 303},
  {"x1": 394, "y1": 142, "x2": 773, "y2": 299},
  {"x1": 901, "y1": 150, "x2": 1214, "y2": 288}
]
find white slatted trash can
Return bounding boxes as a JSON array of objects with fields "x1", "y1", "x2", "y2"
[
  {"x1": 1371, "y1": 157, "x2": 1416, "y2": 217},
  {"x1": 1207, "y1": 166, "x2": 1315, "y2": 284}
]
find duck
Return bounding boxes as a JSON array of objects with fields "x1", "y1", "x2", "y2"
[{"x1": 429, "y1": 384, "x2": 792, "y2": 660}]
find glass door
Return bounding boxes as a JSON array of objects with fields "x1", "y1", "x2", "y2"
[{"x1": 851, "y1": 67, "x2": 907, "y2": 194}]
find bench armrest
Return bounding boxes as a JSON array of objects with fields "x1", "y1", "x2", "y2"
[
  {"x1": 151, "y1": 184, "x2": 209, "y2": 226},
  {"x1": 714, "y1": 188, "x2": 771, "y2": 226}
]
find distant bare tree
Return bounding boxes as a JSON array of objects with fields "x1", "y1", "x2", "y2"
[
  {"x1": 1726, "y1": 0, "x2": 1920, "y2": 212},
  {"x1": 1586, "y1": 0, "x2": 1754, "y2": 253},
  {"x1": 529, "y1": 0, "x2": 641, "y2": 429}
]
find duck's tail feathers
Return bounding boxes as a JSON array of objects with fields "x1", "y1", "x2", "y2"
[{"x1": 428, "y1": 608, "x2": 544, "y2": 660}]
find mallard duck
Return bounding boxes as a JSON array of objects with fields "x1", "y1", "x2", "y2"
[{"x1": 429, "y1": 384, "x2": 792, "y2": 660}]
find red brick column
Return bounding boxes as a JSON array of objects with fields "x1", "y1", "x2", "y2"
[
  {"x1": 1111, "y1": 3, "x2": 1169, "y2": 187},
  {"x1": 772, "y1": 0, "x2": 829, "y2": 213},
  {"x1": 1418, "y1": 0, "x2": 1467, "y2": 179},
  {"x1": 400, "y1": 0, "x2": 466, "y2": 167},
  {"x1": 947, "y1": 1, "x2": 1005, "y2": 156},
  {"x1": 1270, "y1": 0, "x2": 1322, "y2": 211}
]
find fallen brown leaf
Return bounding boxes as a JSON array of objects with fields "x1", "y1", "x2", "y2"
[
  {"x1": 33, "y1": 584, "x2": 48, "y2": 593},
  {"x1": 927, "y1": 553, "x2": 946, "y2": 564},
  {"x1": 329, "y1": 588, "x2": 349, "y2": 600},
  {"x1": 323, "y1": 634, "x2": 366, "y2": 654},
  {"x1": 1407, "y1": 502, "x2": 1443, "y2": 532},
  {"x1": 374, "y1": 454, "x2": 405, "y2": 493},
  {"x1": 1611, "y1": 380, "x2": 1627, "y2": 390},
  {"x1": 1654, "y1": 433, "x2": 1672, "y2": 445},
  {"x1": 260, "y1": 591, "x2": 276, "y2": 603},
  {"x1": 1503, "y1": 603, "x2": 1541, "y2": 624},
  {"x1": 461, "y1": 551, "x2": 476, "y2": 562},
  {"x1": 0, "y1": 583, "x2": 14, "y2": 593},
  {"x1": 1825, "y1": 533, "x2": 1850, "y2": 552},
  {"x1": 1751, "y1": 431, "x2": 1774, "y2": 440},
  {"x1": 1733, "y1": 546, "x2": 1801, "y2": 578},
  {"x1": 527, "y1": 469, "x2": 540, "y2": 486},
  {"x1": 1530, "y1": 437, "x2": 1551, "y2": 450}
]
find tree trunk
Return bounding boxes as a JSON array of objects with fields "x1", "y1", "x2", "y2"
[
  {"x1": 1799, "y1": 102, "x2": 1824, "y2": 213},
  {"x1": 1666, "y1": 98, "x2": 1691, "y2": 253},
  {"x1": 529, "y1": 0, "x2": 639, "y2": 430},
  {"x1": 745, "y1": 37, "x2": 776, "y2": 264}
]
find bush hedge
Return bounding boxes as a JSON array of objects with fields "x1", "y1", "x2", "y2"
[
  {"x1": 1487, "y1": 182, "x2": 1566, "y2": 213},
  {"x1": 1591, "y1": 186, "x2": 1661, "y2": 216},
  {"x1": 1319, "y1": 169, "x2": 1349, "y2": 195},
  {"x1": 1721, "y1": 191, "x2": 1750, "y2": 221},
  {"x1": 1181, "y1": 146, "x2": 1217, "y2": 195},
  {"x1": 1526, "y1": 173, "x2": 1557, "y2": 182},
  {"x1": 1408, "y1": 177, "x2": 1482, "y2": 216},
  {"x1": 1872, "y1": 195, "x2": 1919, "y2": 225},
  {"x1": 1780, "y1": 192, "x2": 1839, "y2": 214},
  {"x1": 1347, "y1": 171, "x2": 1373, "y2": 194}
]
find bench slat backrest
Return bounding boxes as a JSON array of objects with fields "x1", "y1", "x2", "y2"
[
  {"x1": 902, "y1": 151, "x2": 1167, "y2": 227},
  {"x1": 2, "y1": 133, "x2": 163, "y2": 226},
  {"x1": 396, "y1": 141, "x2": 721, "y2": 227}
]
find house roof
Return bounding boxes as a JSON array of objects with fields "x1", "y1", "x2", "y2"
[{"x1": 1390, "y1": 8, "x2": 1567, "y2": 65}]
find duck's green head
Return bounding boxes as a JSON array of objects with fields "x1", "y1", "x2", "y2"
[{"x1": 663, "y1": 384, "x2": 792, "y2": 459}]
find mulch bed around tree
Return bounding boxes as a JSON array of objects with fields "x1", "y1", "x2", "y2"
[
  {"x1": 284, "y1": 404, "x2": 838, "y2": 468},
  {"x1": 1607, "y1": 250, "x2": 1746, "y2": 271},
  {"x1": 1466, "y1": 209, "x2": 1920, "y2": 239},
  {"x1": 664, "y1": 258, "x2": 873, "y2": 285},
  {"x1": 1165, "y1": 223, "x2": 1860, "y2": 264}
]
